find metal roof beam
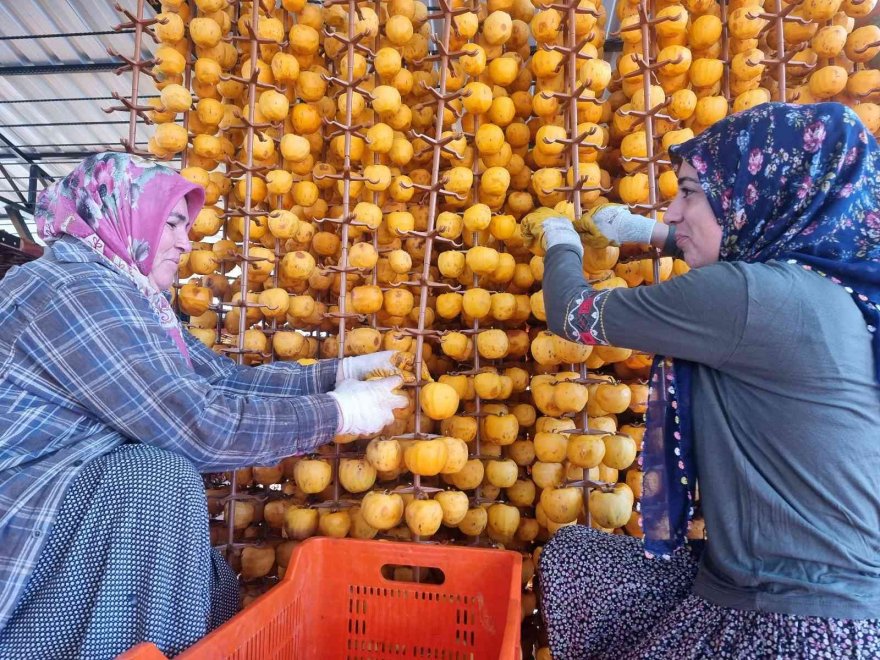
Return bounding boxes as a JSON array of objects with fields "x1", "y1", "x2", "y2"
[
  {"x1": 27, "y1": 165, "x2": 39, "y2": 209},
  {"x1": 0, "y1": 120, "x2": 139, "y2": 128},
  {"x1": 0, "y1": 133, "x2": 54, "y2": 182},
  {"x1": 0, "y1": 147, "x2": 135, "y2": 160},
  {"x1": 0, "y1": 163, "x2": 26, "y2": 206},
  {"x1": 0, "y1": 95, "x2": 158, "y2": 105},
  {"x1": 0, "y1": 29, "x2": 136, "y2": 41},
  {"x1": 5, "y1": 205, "x2": 38, "y2": 245},
  {"x1": 0, "y1": 61, "x2": 120, "y2": 76},
  {"x1": 0, "y1": 195, "x2": 32, "y2": 215}
]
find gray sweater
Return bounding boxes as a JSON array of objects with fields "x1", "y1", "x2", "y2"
[{"x1": 543, "y1": 243, "x2": 880, "y2": 620}]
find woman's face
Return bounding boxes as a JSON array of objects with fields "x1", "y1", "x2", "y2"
[
  {"x1": 664, "y1": 160, "x2": 723, "y2": 268},
  {"x1": 148, "y1": 197, "x2": 191, "y2": 290}
]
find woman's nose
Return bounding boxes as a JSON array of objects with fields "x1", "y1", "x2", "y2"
[
  {"x1": 175, "y1": 226, "x2": 192, "y2": 252},
  {"x1": 665, "y1": 197, "x2": 684, "y2": 225}
]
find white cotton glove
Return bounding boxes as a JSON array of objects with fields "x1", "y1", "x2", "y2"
[
  {"x1": 542, "y1": 217, "x2": 584, "y2": 259},
  {"x1": 337, "y1": 350, "x2": 397, "y2": 383},
  {"x1": 329, "y1": 376, "x2": 408, "y2": 436},
  {"x1": 591, "y1": 204, "x2": 656, "y2": 246}
]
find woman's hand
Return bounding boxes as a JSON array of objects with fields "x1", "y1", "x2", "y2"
[
  {"x1": 525, "y1": 205, "x2": 672, "y2": 256},
  {"x1": 542, "y1": 217, "x2": 584, "y2": 257},
  {"x1": 329, "y1": 376, "x2": 408, "y2": 436},
  {"x1": 585, "y1": 204, "x2": 657, "y2": 246},
  {"x1": 336, "y1": 350, "x2": 397, "y2": 383}
]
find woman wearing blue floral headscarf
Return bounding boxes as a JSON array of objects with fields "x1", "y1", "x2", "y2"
[{"x1": 537, "y1": 102, "x2": 880, "y2": 658}]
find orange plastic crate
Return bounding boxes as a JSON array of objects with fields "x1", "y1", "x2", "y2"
[{"x1": 118, "y1": 537, "x2": 522, "y2": 659}]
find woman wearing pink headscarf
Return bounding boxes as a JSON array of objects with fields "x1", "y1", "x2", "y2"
[{"x1": 0, "y1": 152, "x2": 406, "y2": 658}]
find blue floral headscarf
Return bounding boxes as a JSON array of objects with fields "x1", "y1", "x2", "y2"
[{"x1": 640, "y1": 102, "x2": 880, "y2": 559}]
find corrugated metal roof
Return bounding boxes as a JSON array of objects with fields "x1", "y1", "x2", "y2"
[{"x1": 0, "y1": 0, "x2": 162, "y2": 239}]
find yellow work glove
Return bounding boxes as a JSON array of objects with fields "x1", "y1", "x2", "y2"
[
  {"x1": 521, "y1": 207, "x2": 566, "y2": 255},
  {"x1": 521, "y1": 205, "x2": 615, "y2": 256},
  {"x1": 579, "y1": 203, "x2": 658, "y2": 247},
  {"x1": 572, "y1": 203, "x2": 617, "y2": 250}
]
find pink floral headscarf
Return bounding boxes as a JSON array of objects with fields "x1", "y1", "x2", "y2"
[{"x1": 34, "y1": 152, "x2": 205, "y2": 365}]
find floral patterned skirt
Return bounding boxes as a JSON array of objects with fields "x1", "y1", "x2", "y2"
[{"x1": 538, "y1": 525, "x2": 880, "y2": 660}]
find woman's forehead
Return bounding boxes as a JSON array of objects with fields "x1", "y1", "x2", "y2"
[{"x1": 676, "y1": 160, "x2": 698, "y2": 177}]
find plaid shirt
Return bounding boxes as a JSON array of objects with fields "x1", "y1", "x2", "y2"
[{"x1": 0, "y1": 237, "x2": 340, "y2": 631}]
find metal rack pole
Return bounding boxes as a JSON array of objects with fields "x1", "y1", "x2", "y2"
[
  {"x1": 467, "y1": 8, "x2": 484, "y2": 537},
  {"x1": 107, "y1": 0, "x2": 158, "y2": 156},
  {"x1": 226, "y1": 0, "x2": 264, "y2": 554},
  {"x1": 407, "y1": 0, "x2": 455, "y2": 529}
]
